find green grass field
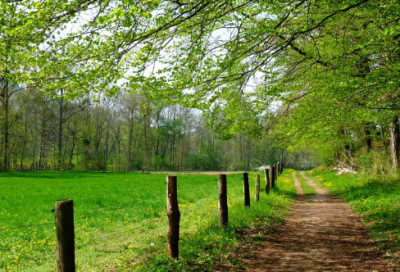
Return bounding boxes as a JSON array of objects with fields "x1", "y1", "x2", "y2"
[
  {"x1": 0, "y1": 170, "x2": 296, "y2": 271},
  {"x1": 309, "y1": 170, "x2": 400, "y2": 263}
]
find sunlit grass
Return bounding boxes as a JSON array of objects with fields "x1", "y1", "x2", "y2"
[{"x1": 0, "y1": 170, "x2": 296, "y2": 271}]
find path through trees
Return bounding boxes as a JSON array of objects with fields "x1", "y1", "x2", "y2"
[{"x1": 241, "y1": 172, "x2": 397, "y2": 271}]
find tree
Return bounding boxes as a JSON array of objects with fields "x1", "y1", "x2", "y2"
[{"x1": 6, "y1": 0, "x2": 400, "y2": 172}]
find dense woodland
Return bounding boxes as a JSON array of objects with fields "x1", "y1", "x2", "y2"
[
  {"x1": 0, "y1": 87, "x2": 318, "y2": 172},
  {"x1": 1, "y1": 1, "x2": 400, "y2": 174}
]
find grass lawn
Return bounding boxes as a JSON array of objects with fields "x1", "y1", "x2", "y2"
[
  {"x1": 0, "y1": 170, "x2": 296, "y2": 271},
  {"x1": 309, "y1": 170, "x2": 400, "y2": 263}
]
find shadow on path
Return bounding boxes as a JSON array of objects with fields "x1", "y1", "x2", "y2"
[{"x1": 241, "y1": 171, "x2": 398, "y2": 272}]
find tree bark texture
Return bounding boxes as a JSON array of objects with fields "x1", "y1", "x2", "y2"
[{"x1": 390, "y1": 117, "x2": 400, "y2": 172}]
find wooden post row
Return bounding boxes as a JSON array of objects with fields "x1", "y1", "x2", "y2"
[
  {"x1": 276, "y1": 162, "x2": 279, "y2": 177},
  {"x1": 243, "y1": 173, "x2": 250, "y2": 207},
  {"x1": 218, "y1": 174, "x2": 228, "y2": 228},
  {"x1": 167, "y1": 176, "x2": 180, "y2": 260},
  {"x1": 264, "y1": 168, "x2": 270, "y2": 195},
  {"x1": 271, "y1": 165, "x2": 275, "y2": 188},
  {"x1": 55, "y1": 199, "x2": 75, "y2": 272},
  {"x1": 254, "y1": 174, "x2": 260, "y2": 201}
]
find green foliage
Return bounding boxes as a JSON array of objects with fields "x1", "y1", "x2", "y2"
[
  {"x1": 359, "y1": 151, "x2": 374, "y2": 169},
  {"x1": 3, "y1": 0, "x2": 398, "y2": 168}
]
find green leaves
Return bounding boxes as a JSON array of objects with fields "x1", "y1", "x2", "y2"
[{"x1": 2, "y1": 0, "x2": 400, "y2": 152}]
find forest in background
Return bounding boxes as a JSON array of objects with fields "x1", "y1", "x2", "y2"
[
  {"x1": 1, "y1": 1, "x2": 399, "y2": 174},
  {"x1": 0, "y1": 87, "x2": 319, "y2": 172}
]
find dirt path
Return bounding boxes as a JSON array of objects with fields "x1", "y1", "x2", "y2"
[{"x1": 241, "y1": 171, "x2": 397, "y2": 271}]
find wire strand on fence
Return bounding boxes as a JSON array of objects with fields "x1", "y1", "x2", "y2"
[
  {"x1": 0, "y1": 182, "x2": 247, "y2": 233},
  {"x1": 17, "y1": 252, "x2": 55, "y2": 264},
  {"x1": 0, "y1": 222, "x2": 54, "y2": 233},
  {"x1": 3, "y1": 174, "x2": 258, "y2": 270},
  {"x1": 10, "y1": 182, "x2": 252, "y2": 269},
  {"x1": 74, "y1": 192, "x2": 166, "y2": 222}
]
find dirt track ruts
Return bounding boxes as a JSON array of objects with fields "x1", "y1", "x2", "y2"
[{"x1": 241, "y1": 171, "x2": 398, "y2": 272}]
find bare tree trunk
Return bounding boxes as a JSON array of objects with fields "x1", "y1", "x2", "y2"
[
  {"x1": 68, "y1": 135, "x2": 76, "y2": 170},
  {"x1": 3, "y1": 80, "x2": 9, "y2": 172},
  {"x1": 58, "y1": 90, "x2": 64, "y2": 170},
  {"x1": 128, "y1": 116, "x2": 133, "y2": 170},
  {"x1": 364, "y1": 124, "x2": 372, "y2": 153},
  {"x1": 390, "y1": 116, "x2": 400, "y2": 172},
  {"x1": 20, "y1": 117, "x2": 28, "y2": 170}
]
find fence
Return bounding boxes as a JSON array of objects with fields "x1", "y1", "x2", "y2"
[{"x1": 0, "y1": 163, "x2": 284, "y2": 271}]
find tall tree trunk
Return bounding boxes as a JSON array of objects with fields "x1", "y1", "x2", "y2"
[
  {"x1": 68, "y1": 135, "x2": 75, "y2": 170},
  {"x1": 58, "y1": 92, "x2": 64, "y2": 170},
  {"x1": 20, "y1": 117, "x2": 28, "y2": 171},
  {"x1": 128, "y1": 115, "x2": 134, "y2": 170},
  {"x1": 389, "y1": 116, "x2": 400, "y2": 172},
  {"x1": 3, "y1": 80, "x2": 9, "y2": 172},
  {"x1": 38, "y1": 115, "x2": 46, "y2": 171},
  {"x1": 364, "y1": 128, "x2": 372, "y2": 153}
]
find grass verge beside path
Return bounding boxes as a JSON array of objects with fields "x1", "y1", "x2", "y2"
[
  {"x1": 310, "y1": 170, "x2": 400, "y2": 264},
  {"x1": 0, "y1": 170, "x2": 297, "y2": 271},
  {"x1": 296, "y1": 172, "x2": 316, "y2": 195}
]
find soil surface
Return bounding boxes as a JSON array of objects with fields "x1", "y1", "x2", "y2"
[{"x1": 237, "y1": 171, "x2": 398, "y2": 272}]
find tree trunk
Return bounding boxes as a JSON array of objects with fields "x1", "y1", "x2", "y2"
[
  {"x1": 364, "y1": 125, "x2": 372, "y2": 153},
  {"x1": 68, "y1": 135, "x2": 76, "y2": 170},
  {"x1": 128, "y1": 114, "x2": 134, "y2": 170},
  {"x1": 389, "y1": 116, "x2": 400, "y2": 172},
  {"x1": 20, "y1": 117, "x2": 28, "y2": 171},
  {"x1": 58, "y1": 90, "x2": 64, "y2": 170},
  {"x1": 3, "y1": 80, "x2": 9, "y2": 172}
]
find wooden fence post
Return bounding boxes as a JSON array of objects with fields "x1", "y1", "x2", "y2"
[
  {"x1": 264, "y1": 168, "x2": 270, "y2": 195},
  {"x1": 271, "y1": 165, "x2": 276, "y2": 188},
  {"x1": 243, "y1": 173, "x2": 250, "y2": 207},
  {"x1": 167, "y1": 176, "x2": 180, "y2": 259},
  {"x1": 276, "y1": 162, "x2": 279, "y2": 177},
  {"x1": 254, "y1": 174, "x2": 260, "y2": 201},
  {"x1": 276, "y1": 163, "x2": 279, "y2": 177},
  {"x1": 218, "y1": 174, "x2": 228, "y2": 228},
  {"x1": 55, "y1": 199, "x2": 75, "y2": 272}
]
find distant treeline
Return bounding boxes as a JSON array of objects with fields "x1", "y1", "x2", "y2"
[{"x1": 0, "y1": 88, "x2": 319, "y2": 172}]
